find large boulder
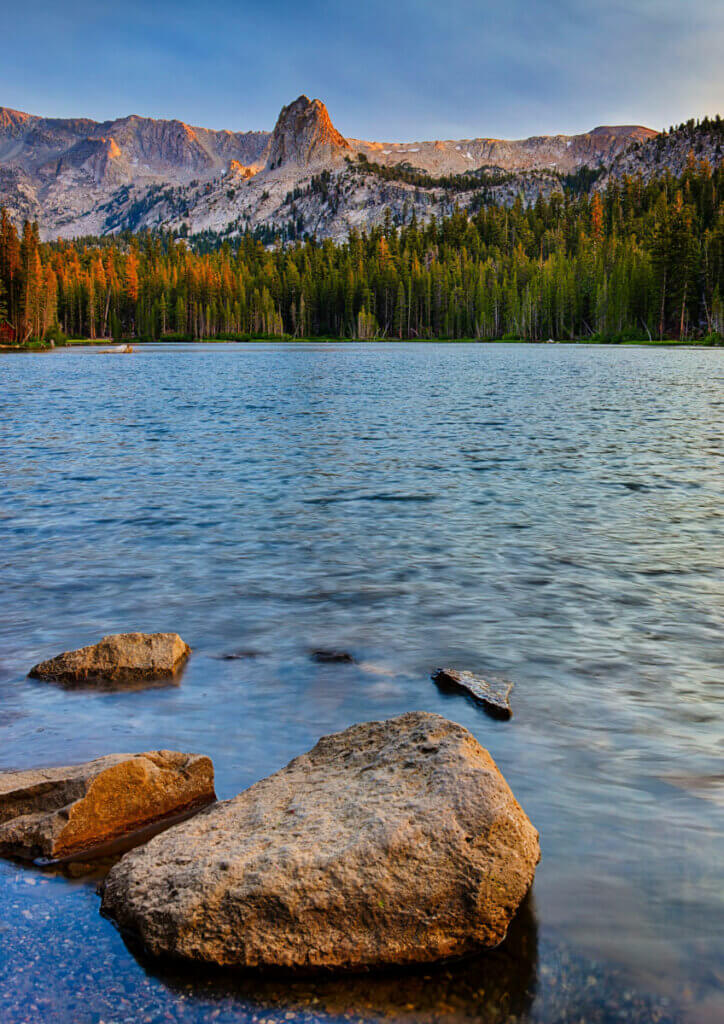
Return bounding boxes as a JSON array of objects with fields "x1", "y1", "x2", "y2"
[
  {"x1": 0, "y1": 751, "x2": 215, "y2": 863},
  {"x1": 102, "y1": 712, "x2": 540, "y2": 970},
  {"x1": 28, "y1": 632, "x2": 190, "y2": 687}
]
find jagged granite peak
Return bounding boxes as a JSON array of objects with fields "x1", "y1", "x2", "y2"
[{"x1": 264, "y1": 95, "x2": 350, "y2": 171}]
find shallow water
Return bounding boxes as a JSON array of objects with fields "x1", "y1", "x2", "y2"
[{"x1": 1, "y1": 342, "x2": 722, "y2": 1023}]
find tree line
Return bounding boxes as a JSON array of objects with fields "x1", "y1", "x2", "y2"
[{"x1": 0, "y1": 155, "x2": 722, "y2": 344}]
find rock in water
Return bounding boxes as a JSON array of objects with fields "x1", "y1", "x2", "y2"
[
  {"x1": 102, "y1": 712, "x2": 539, "y2": 970},
  {"x1": 0, "y1": 751, "x2": 215, "y2": 863},
  {"x1": 28, "y1": 632, "x2": 190, "y2": 687},
  {"x1": 433, "y1": 668, "x2": 514, "y2": 719},
  {"x1": 310, "y1": 648, "x2": 355, "y2": 664}
]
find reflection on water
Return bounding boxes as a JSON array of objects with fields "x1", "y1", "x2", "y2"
[
  {"x1": 0, "y1": 867, "x2": 682, "y2": 1023},
  {"x1": 119, "y1": 898, "x2": 539, "y2": 1023},
  {"x1": 0, "y1": 342, "x2": 722, "y2": 1022}
]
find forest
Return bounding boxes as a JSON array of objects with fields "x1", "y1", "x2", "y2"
[{"x1": 0, "y1": 155, "x2": 722, "y2": 344}]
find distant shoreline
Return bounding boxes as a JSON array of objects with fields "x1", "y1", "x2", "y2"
[{"x1": 2, "y1": 336, "x2": 722, "y2": 353}]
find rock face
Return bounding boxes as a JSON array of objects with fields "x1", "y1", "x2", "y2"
[
  {"x1": 0, "y1": 751, "x2": 215, "y2": 862},
  {"x1": 264, "y1": 95, "x2": 350, "y2": 171},
  {"x1": 102, "y1": 712, "x2": 539, "y2": 970},
  {"x1": 29, "y1": 632, "x2": 190, "y2": 687},
  {"x1": 433, "y1": 668, "x2": 514, "y2": 720}
]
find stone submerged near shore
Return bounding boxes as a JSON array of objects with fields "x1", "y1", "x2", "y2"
[
  {"x1": 102, "y1": 712, "x2": 539, "y2": 971},
  {"x1": 28, "y1": 632, "x2": 190, "y2": 689},
  {"x1": 0, "y1": 751, "x2": 215, "y2": 865},
  {"x1": 433, "y1": 668, "x2": 514, "y2": 719}
]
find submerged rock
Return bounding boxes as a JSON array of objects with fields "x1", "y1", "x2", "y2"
[
  {"x1": 433, "y1": 668, "x2": 514, "y2": 719},
  {"x1": 102, "y1": 712, "x2": 539, "y2": 970},
  {"x1": 216, "y1": 649, "x2": 262, "y2": 661},
  {"x1": 310, "y1": 649, "x2": 355, "y2": 664},
  {"x1": 28, "y1": 632, "x2": 190, "y2": 688},
  {"x1": 0, "y1": 751, "x2": 215, "y2": 864}
]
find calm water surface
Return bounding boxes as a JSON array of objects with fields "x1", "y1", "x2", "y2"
[{"x1": 0, "y1": 343, "x2": 722, "y2": 1023}]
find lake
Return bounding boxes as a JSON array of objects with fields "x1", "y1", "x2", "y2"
[{"x1": 0, "y1": 342, "x2": 722, "y2": 1023}]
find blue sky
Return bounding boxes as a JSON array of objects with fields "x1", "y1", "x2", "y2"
[{"x1": 2, "y1": 1, "x2": 722, "y2": 139}]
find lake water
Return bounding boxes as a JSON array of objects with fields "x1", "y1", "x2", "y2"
[{"x1": 0, "y1": 342, "x2": 722, "y2": 1023}]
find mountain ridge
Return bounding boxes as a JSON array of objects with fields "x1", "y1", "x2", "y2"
[{"x1": 0, "y1": 95, "x2": 718, "y2": 243}]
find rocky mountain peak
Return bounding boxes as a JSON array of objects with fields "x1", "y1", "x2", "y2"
[{"x1": 265, "y1": 95, "x2": 350, "y2": 171}]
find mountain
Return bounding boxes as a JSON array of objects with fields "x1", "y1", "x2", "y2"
[
  {"x1": 0, "y1": 107, "x2": 269, "y2": 183},
  {"x1": 351, "y1": 123, "x2": 656, "y2": 177},
  {"x1": 0, "y1": 95, "x2": 719, "y2": 243},
  {"x1": 265, "y1": 95, "x2": 350, "y2": 170}
]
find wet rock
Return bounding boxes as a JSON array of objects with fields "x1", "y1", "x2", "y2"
[
  {"x1": 28, "y1": 632, "x2": 190, "y2": 688},
  {"x1": 433, "y1": 668, "x2": 514, "y2": 720},
  {"x1": 0, "y1": 751, "x2": 215, "y2": 863},
  {"x1": 216, "y1": 649, "x2": 262, "y2": 661},
  {"x1": 120, "y1": 892, "x2": 539, "y2": 1021},
  {"x1": 310, "y1": 649, "x2": 354, "y2": 664},
  {"x1": 102, "y1": 712, "x2": 539, "y2": 970}
]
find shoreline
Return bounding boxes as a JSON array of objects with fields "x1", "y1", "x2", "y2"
[{"x1": 2, "y1": 336, "x2": 722, "y2": 352}]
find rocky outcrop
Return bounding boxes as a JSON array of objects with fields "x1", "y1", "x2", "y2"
[
  {"x1": 39, "y1": 136, "x2": 128, "y2": 186},
  {"x1": 28, "y1": 632, "x2": 190, "y2": 687},
  {"x1": 433, "y1": 668, "x2": 514, "y2": 719},
  {"x1": 226, "y1": 159, "x2": 255, "y2": 180},
  {"x1": 102, "y1": 711, "x2": 539, "y2": 970},
  {"x1": 264, "y1": 95, "x2": 351, "y2": 171},
  {"x1": 0, "y1": 751, "x2": 215, "y2": 863}
]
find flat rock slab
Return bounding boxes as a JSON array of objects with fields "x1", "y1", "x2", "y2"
[
  {"x1": 102, "y1": 712, "x2": 539, "y2": 971},
  {"x1": 433, "y1": 668, "x2": 513, "y2": 719},
  {"x1": 29, "y1": 632, "x2": 190, "y2": 688},
  {"x1": 0, "y1": 751, "x2": 215, "y2": 863}
]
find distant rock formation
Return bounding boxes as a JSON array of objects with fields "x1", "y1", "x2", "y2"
[
  {"x1": 0, "y1": 106, "x2": 269, "y2": 185},
  {"x1": 264, "y1": 95, "x2": 350, "y2": 170},
  {"x1": 0, "y1": 94, "x2": 715, "y2": 243}
]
